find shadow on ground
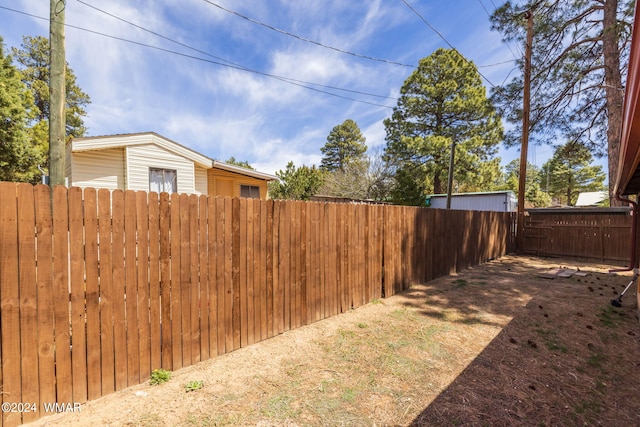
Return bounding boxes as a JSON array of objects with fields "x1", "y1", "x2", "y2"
[{"x1": 395, "y1": 256, "x2": 640, "y2": 427}]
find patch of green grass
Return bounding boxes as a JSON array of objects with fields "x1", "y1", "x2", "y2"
[
  {"x1": 341, "y1": 388, "x2": 358, "y2": 402},
  {"x1": 597, "y1": 306, "x2": 621, "y2": 328},
  {"x1": 261, "y1": 394, "x2": 298, "y2": 419},
  {"x1": 587, "y1": 352, "x2": 607, "y2": 371},
  {"x1": 535, "y1": 329, "x2": 568, "y2": 353},
  {"x1": 357, "y1": 322, "x2": 368, "y2": 329},
  {"x1": 452, "y1": 278, "x2": 468, "y2": 287},
  {"x1": 150, "y1": 368, "x2": 171, "y2": 385},
  {"x1": 574, "y1": 399, "x2": 602, "y2": 415}
]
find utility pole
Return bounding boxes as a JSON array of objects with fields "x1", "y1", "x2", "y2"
[
  {"x1": 49, "y1": 0, "x2": 66, "y2": 187},
  {"x1": 446, "y1": 139, "x2": 456, "y2": 209},
  {"x1": 517, "y1": 10, "x2": 533, "y2": 252}
]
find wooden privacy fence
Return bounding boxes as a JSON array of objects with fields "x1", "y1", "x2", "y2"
[
  {"x1": 0, "y1": 182, "x2": 514, "y2": 426},
  {"x1": 522, "y1": 208, "x2": 633, "y2": 265}
]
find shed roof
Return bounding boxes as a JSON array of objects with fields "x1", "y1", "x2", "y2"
[{"x1": 426, "y1": 190, "x2": 516, "y2": 198}]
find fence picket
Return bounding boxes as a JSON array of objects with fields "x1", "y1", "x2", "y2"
[
  {"x1": 111, "y1": 190, "x2": 127, "y2": 390},
  {"x1": 1, "y1": 182, "x2": 21, "y2": 427},
  {"x1": 125, "y1": 191, "x2": 140, "y2": 386},
  {"x1": 159, "y1": 192, "x2": 172, "y2": 370},
  {"x1": 83, "y1": 188, "x2": 101, "y2": 400},
  {"x1": 97, "y1": 189, "x2": 115, "y2": 395},
  {"x1": 199, "y1": 196, "x2": 210, "y2": 362},
  {"x1": 68, "y1": 187, "x2": 87, "y2": 404},
  {"x1": 52, "y1": 187, "x2": 73, "y2": 403},
  {"x1": 16, "y1": 184, "x2": 38, "y2": 423},
  {"x1": 136, "y1": 191, "x2": 151, "y2": 379},
  {"x1": 148, "y1": 192, "x2": 162, "y2": 372}
]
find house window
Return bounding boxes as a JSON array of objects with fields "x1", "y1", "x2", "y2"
[
  {"x1": 149, "y1": 168, "x2": 177, "y2": 193},
  {"x1": 240, "y1": 185, "x2": 260, "y2": 199}
]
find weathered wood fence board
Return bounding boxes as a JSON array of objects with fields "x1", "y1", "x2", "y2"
[{"x1": 0, "y1": 183, "x2": 513, "y2": 426}]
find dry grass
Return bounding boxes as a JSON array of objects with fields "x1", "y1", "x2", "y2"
[{"x1": 28, "y1": 256, "x2": 640, "y2": 427}]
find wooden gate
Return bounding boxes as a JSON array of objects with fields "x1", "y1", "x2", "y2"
[{"x1": 522, "y1": 208, "x2": 633, "y2": 265}]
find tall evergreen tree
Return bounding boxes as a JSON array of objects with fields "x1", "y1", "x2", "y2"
[
  {"x1": 268, "y1": 161, "x2": 324, "y2": 200},
  {"x1": 0, "y1": 38, "x2": 40, "y2": 182},
  {"x1": 541, "y1": 142, "x2": 606, "y2": 206},
  {"x1": 320, "y1": 119, "x2": 367, "y2": 172},
  {"x1": 11, "y1": 35, "x2": 90, "y2": 138},
  {"x1": 384, "y1": 48, "x2": 503, "y2": 205},
  {"x1": 490, "y1": 0, "x2": 633, "y2": 204}
]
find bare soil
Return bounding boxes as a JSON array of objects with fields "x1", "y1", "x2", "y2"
[{"x1": 28, "y1": 255, "x2": 640, "y2": 427}]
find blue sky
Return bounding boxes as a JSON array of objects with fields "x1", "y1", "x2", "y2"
[{"x1": 1, "y1": 0, "x2": 568, "y2": 177}]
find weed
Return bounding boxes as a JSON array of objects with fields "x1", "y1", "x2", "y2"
[
  {"x1": 357, "y1": 322, "x2": 368, "y2": 329},
  {"x1": 150, "y1": 368, "x2": 171, "y2": 385},
  {"x1": 185, "y1": 380, "x2": 204, "y2": 392}
]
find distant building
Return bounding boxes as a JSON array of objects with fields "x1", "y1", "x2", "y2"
[
  {"x1": 575, "y1": 191, "x2": 607, "y2": 207},
  {"x1": 425, "y1": 191, "x2": 517, "y2": 212},
  {"x1": 65, "y1": 132, "x2": 277, "y2": 199}
]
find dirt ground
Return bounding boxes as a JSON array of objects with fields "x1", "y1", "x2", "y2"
[{"x1": 27, "y1": 255, "x2": 640, "y2": 427}]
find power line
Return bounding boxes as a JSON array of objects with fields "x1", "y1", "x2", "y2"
[
  {"x1": 477, "y1": 59, "x2": 517, "y2": 68},
  {"x1": 200, "y1": 0, "x2": 416, "y2": 68},
  {"x1": 0, "y1": 4, "x2": 396, "y2": 109},
  {"x1": 75, "y1": 0, "x2": 398, "y2": 101},
  {"x1": 400, "y1": 0, "x2": 497, "y2": 87},
  {"x1": 476, "y1": 0, "x2": 523, "y2": 59}
]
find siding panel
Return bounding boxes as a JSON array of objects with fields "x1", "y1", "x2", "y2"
[
  {"x1": 126, "y1": 144, "x2": 195, "y2": 194},
  {"x1": 71, "y1": 148, "x2": 125, "y2": 190},
  {"x1": 194, "y1": 166, "x2": 208, "y2": 195}
]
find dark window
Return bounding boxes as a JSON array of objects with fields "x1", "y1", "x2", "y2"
[
  {"x1": 149, "y1": 168, "x2": 177, "y2": 193},
  {"x1": 240, "y1": 185, "x2": 260, "y2": 199}
]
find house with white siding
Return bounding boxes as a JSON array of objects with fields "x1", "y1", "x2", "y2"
[{"x1": 65, "y1": 132, "x2": 277, "y2": 199}]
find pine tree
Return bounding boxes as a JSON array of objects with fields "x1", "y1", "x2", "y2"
[
  {"x1": 490, "y1": 0, "x2": 633, "y2": 203},
  {"x1": 0, "y1": 38, "x2": 40, "y2": 182},
  {"x1": 12, "y1": 35, "x2": 90, "y2": 138},
  {"x1": 320, "y1": 119, "x2": 367, "y2": 172},
  {"x1": 384, "y1": 48, "x2": 503, "y2": 205},
  {"x1": 540, "y1": 142, "x2": 606, "y2": 206}
]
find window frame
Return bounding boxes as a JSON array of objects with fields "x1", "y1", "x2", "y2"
[
  {"x1": 149, "y1": 167, "x2": 178, "y2": 194},
  {"x1": 240, "y1": 184, "x2": 261, "y2": 199}
]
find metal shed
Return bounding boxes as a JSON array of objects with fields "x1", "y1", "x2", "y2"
[{"x1": 425, "y1": 191, "x2": 517, "y2": 212}]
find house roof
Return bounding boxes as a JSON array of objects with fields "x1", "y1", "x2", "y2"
[
  {"x1": 71, "y1": 132, "x2": 277, "y2": 181},
  {"x1": 617, "y1": 4, "x2": 640, "y2": 195},
  {"x1": 575, "y1": 191, "x2": 607, "y2": 207}
]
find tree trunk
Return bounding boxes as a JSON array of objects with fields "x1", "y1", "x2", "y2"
[
  {"x1": 433, "y1": 174, "x2": 442, "y2": 194},
  {"x1": 603, "y1": 0, "x2": 624, "y2": 205}
]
